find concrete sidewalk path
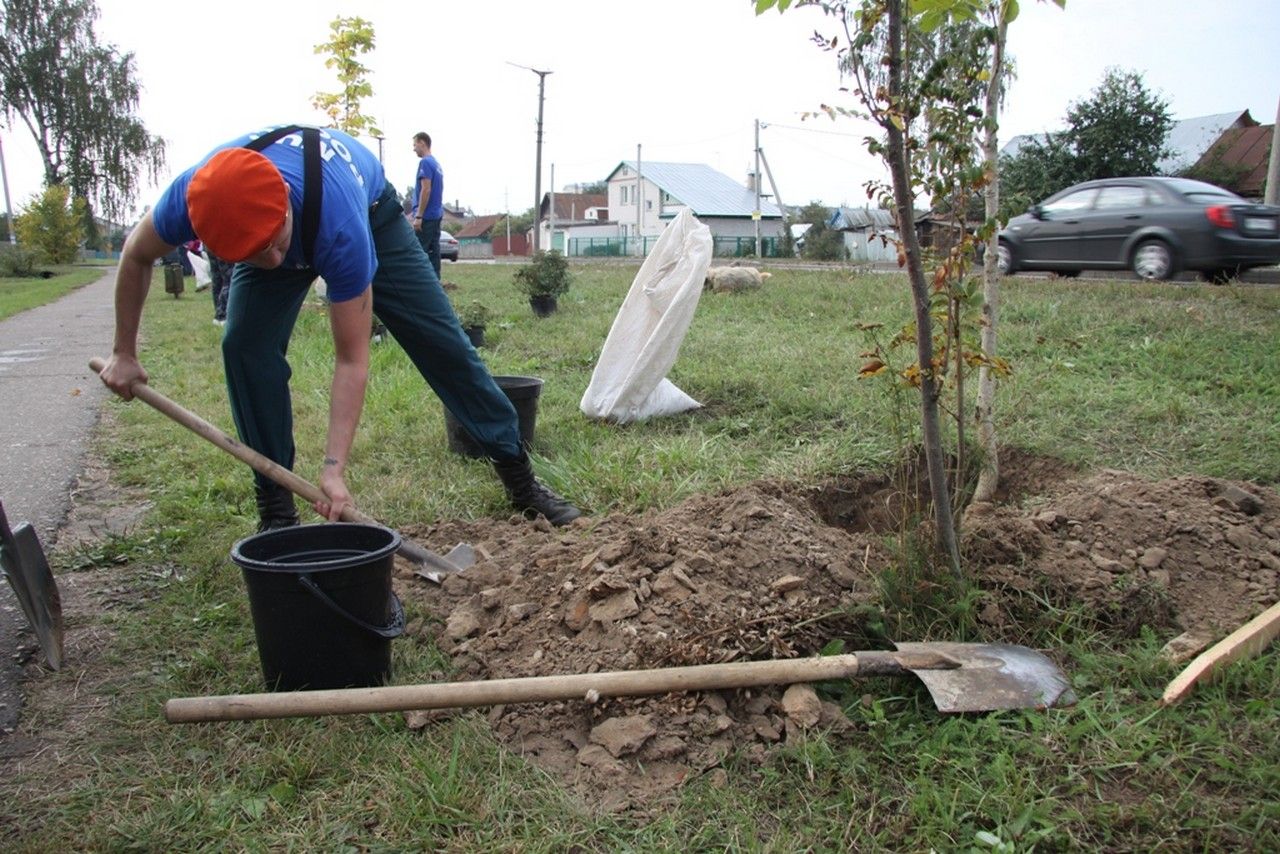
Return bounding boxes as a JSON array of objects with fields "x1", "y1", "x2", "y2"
[{"x1": 0, "y1": 268, "x2": 117, "y2": 731}]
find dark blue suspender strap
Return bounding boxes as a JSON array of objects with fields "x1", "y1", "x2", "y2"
[{"x1": 243, "y1": 126, "x2": 323, "y2": 267}]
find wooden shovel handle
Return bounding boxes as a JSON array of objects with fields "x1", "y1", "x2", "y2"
[
  {"x1": 87, "y1": 357, "x2": 452, "y2": 573},
  {"x1": 90, "y1": 358, "x2": 339, "y2": 507},
  {"x1": 166, "y1": 654, "x2": 881, "y2": 723}
]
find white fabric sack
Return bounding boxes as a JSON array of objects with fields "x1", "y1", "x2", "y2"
[
  {"x1": 580, "y1": 209, "x2": 712, "y2": 423},
  {"x1": 189, "y1": 250, "x2": 212, "y2": 288}
]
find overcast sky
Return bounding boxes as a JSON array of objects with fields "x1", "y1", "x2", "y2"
[{"x1": 1, "y1": 0, "x2": 1277, "y2": 223}]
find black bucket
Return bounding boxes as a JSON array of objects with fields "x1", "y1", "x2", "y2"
[
  {"x1": 231, "y1": 523, "x2": 404, "y2": 691},
  {"x1": 444, "y1": 374, "x2": 544, "y2": 458}
]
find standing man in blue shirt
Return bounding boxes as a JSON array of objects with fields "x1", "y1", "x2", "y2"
[
  {"x1": 99, "y1": 125, "x2": 580, "y2": 531},
  {"x1": 410, "y1": 132, "x2": 444, "y2": 277}
]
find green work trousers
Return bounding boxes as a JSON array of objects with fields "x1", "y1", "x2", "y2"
[{"x1": 221, "y1": 182, "x2": 521, "y2": 492}]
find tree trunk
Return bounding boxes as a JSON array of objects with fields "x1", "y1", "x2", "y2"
[
  {"x1": 885, "y1": 0, "x2": 961, "y2": 576},
  {"x1": 1265, "y1": 94, "x2": 1280, "y2": 206},
  {"x1": 972, "y1": 5, "x2": 1010, "y2": 504}
]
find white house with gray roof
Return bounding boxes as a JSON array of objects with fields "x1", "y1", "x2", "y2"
[{"x1": 586, "y1": 161, "x2": 784, "y2": 256}]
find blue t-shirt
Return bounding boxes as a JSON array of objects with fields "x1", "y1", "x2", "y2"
[
  {"x1": 151, "y1": 126, "x2": 386, "y2": 302},
  {"x1": 411, "y1": 154, "x2": 444, "y2": 220}
]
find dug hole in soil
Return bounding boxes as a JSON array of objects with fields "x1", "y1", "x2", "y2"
[{"x1": 398, "y1": 449, "x2": 1279, "y2": 813}]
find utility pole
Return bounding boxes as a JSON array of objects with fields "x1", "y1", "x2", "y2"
[
  {"x1": 636, "y1": 144, "x2": 643, "y2": 257},
  {"x1": 509, "y1": 62, "x2": 553, "y2": 253},
  {"x1": 754, "y1": 119, "x2": 762, "y2": 257},
  {"x1": 1266, "y1": 95, "x2": 1280, "y2": 206},
  {"x1": 758, "y1": 150, "x2": 786, "y2": 208},
  {"x1": 504, "y1": 187, "x2": 511, "y2": 255},
  {"x1": 549, "y1": 163, "x2": 556, "y2": 253},
  {"x1": 757, "y1": 130, "x2": 786, "y2": 256},
  {"x1": 0, "y1": 131, "x2": 15, "y2": 244},
  {"x1": 374, "y1": 135, "x2": 385, "y2": 165}
]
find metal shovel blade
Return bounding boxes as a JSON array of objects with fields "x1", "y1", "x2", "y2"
[
  {"x1": 412, "y1": 543, "x2": 476, "y2": 584},
  {"x1": 894, "y1": 642, "x2": 1076, "y2": 713},
  {"x1": 0, "y1": 504, "x2": 64, "y2": 670}
]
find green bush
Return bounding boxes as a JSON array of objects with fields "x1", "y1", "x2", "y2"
[
  {"x1": 456, "y1": 299, "x2": 491, "y2": 328},
  {"x1": 15, "y1": 185, "x2": 87, "y2": 264},
  {"x1": 513, "y1": 250, "x2": 571, "y2": 298},
  {"x1": 0, "y1": 244, "x2": 40, "y2": 277},
  {"x1": 799, "y1": 221, "x2": 847, "y2": 261}
]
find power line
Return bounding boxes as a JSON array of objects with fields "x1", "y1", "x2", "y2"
[
  {"x1": 759, "y1": 120, "x2": 869, "y2": 138},
  {"x1": 636, "y1": 130, "x2": 742, "y2": 151}
]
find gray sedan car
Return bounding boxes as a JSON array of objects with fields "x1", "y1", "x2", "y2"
[
  {"x1": 997, "y1": 177, "x2": 1280, "y2": 282},
  {"x1": 439, "y1": 230, "x2": 459, "y2": 263}
]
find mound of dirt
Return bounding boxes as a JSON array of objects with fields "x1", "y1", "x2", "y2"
[
  {"x1": 403, "y1": 484, "x2": 886, "y2": 811},
  {"x1": 398, "y1": 463, "x2": 1279, "y2": 812},
  {"x1": 965, "y1": 470, "x2": 1279, "y2": 636}
]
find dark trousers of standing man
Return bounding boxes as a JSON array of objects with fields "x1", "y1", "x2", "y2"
[
  {"x1": 220, "y1": 183, "x2": 521, "y2": 494},
  {"x1": 208, "y1": 253, "x2": 231, "y2": 322},
  {"x1": 416, "y1": 216, "x2": 443, "y2": 278}
]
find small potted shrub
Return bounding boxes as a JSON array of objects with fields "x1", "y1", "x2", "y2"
[
  {"x1": 456, "y1": 300, "x2": 491, "y2": 348},
  {"x1": 514, "y1": 250, "x2": 571, "y2": 317}
]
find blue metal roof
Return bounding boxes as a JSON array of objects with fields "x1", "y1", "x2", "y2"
[{"x1": 608, "y1": 161, "x2": 783, "y2": 218}]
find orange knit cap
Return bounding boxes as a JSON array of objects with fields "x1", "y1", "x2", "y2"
[{"x1": 186, "y1": 148, "x2": 288, "y2": 262}]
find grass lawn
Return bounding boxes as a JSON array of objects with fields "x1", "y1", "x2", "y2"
[
  {"x1": 0, "y1": 266, "x2": 107, "y2": 321},
  {"x1": 4, "y1": 262, "x2": 1278, "y2": 850}
]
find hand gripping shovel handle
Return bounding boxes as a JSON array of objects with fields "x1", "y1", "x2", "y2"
[{"x1": 88, "y1": 357, "x2": 466, "y2": 579}]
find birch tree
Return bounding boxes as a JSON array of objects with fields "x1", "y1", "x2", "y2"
[{"x1": 0, "y1": 0, "x2": 166, "y2": 223}]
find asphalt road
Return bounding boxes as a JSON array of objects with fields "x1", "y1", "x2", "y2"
[{"x1": 0, "y1": 268, "x2": 115, "y2": 732}]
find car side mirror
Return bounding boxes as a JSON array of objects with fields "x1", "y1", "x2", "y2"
[{"x1": 1028, "y1": 204, "x2": 1044, "y2": 220}]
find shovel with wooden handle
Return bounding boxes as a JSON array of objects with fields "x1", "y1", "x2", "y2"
[
  {"x1": 163, "y1": 642, "x2": 1076, "y2": 723},
  {"x1": 89, "y1": 357, "x2": 473, "y2": 582}
]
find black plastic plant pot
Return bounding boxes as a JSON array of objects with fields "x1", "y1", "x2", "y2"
[
  {"x1": 443, "y1": 375, "x2": 543, "y2": 458},
  {"x1": 529, "y1": 295, "x2": 558, "y2": 317}
]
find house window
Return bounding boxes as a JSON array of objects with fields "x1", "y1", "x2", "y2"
[
  {"x1": 620, "y1": 186, "x2": 629, "y2": 205},
  {"x1": 645, "y1": 200, "x2": 653, "y2": 211}
]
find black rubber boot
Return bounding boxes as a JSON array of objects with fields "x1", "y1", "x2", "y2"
[
  {"x1": 492, "y1": 452, "x2": 582, "y2": 526},
  {"x1": 255, "y1": 481, "x2": 300, "y2": 533}
]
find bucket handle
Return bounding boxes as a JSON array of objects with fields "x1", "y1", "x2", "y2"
[{"x1": 297, "y1": 575, "x2": 406, "y2": 640}]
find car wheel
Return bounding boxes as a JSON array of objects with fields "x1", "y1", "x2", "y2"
[
  {"x1": 1054, "y1": 270, "x2": 1081, "y2": 279},
  {"x1": 996, "y1": 241, "x2": 1015, "y2": 276},
  {"x1": 1132, "y1": 240, "x2": 1174, "y2": 281}
]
